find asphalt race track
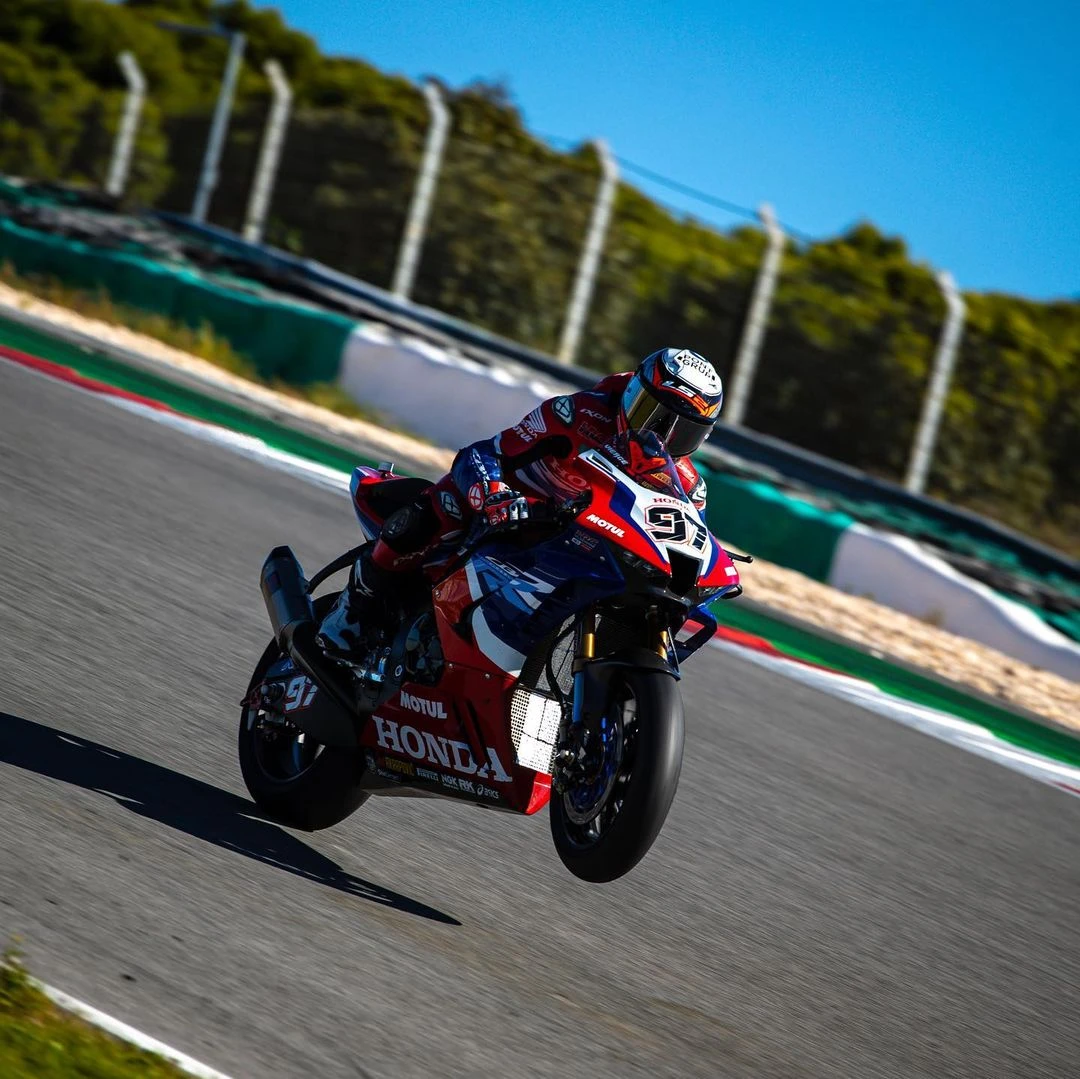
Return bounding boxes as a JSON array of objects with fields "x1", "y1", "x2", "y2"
[{"x1": 2, "y1": 359, "x2": 1079, "y2": 1079}]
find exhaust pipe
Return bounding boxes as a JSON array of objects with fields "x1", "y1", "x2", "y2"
[
  {"x1": 259, "y1": 546, "x2": 359, "y2": 748},
  {"x1": 261, "y1": 545, "x2": 318, "y2": 653}
]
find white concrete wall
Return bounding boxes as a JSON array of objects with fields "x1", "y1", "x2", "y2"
[
  {"x1": 339, "y1": 324, "x2": 569, "y2": 451},
  {"x1": 829, "y1": 524, "x2": 1080, "y2": 682}
]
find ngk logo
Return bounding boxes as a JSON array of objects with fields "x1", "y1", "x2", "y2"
[
  {"x1": 399, "y1": 692, "x2": 447, "y2": 719},
  {"x1": 373, "y1": 717, "x2": 512, "y2": 783},
  {"x1": 586, "y1": 512, "x2": 625, "y2": 538}
]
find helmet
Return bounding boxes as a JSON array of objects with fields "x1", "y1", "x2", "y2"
[{"x1": 618, "y1": 348, "x2": 723, "y2": 457}]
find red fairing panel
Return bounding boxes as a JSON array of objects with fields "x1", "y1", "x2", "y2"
[
  {"x1": 699, "y1": 539, "x2": 740, "y2": 591},
  {"x1": 580, "y1": 482, "x2": 672, "y2": 572},
  {"x1": 359, "y1": 668, "x2": 553, "y2": 815}
]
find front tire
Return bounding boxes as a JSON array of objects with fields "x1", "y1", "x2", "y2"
[
  {"x1": 550, "y1": 668, "x2": 684, "y2": 883},
  {"x1": 238, "y1": 594, "x2": 368, "y2": 831}
]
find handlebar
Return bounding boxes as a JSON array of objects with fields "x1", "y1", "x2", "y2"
[{"x1": 459, "y1": 492, "x2": 590, "y2": 552}]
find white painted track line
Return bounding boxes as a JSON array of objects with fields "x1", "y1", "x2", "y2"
[{"x1": 37, "y1": 978, "x2": 234, "y2": 1079}]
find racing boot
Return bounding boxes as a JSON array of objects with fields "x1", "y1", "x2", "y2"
[{"x1": 316, "y1": 548, "x2": 388, "y2": 660}]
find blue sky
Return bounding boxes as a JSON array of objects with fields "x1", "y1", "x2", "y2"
[{"x1": 267, "y1": 0, "x2": 1077, "y2": 299}]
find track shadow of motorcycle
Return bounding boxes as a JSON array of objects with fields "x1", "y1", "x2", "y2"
[{"x1": 0, "y1": 711, "x2": 459, "y2": 926}]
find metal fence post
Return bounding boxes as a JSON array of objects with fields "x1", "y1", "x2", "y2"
[
  {"x1": 556, "y1": 139, "x2": 618, "y2": 366},
  {"x1": 242, "y1": 59, "x2": 292, "y2": 243},
  {"x1": 104, "y1": 51, "x2": 146, "y2": 198},
  {"x1": 391, "y1": 81, "x2": 450, "y2": 300},
  {"x1": 904, "y1": 271, "x2": 966, "y2": 494},
  {"x1": 724, "y1": 203, "x2": 785, "y2": 426},
  {"x1": 191, "y1": 30, "x2": 245, "y2": 222}
]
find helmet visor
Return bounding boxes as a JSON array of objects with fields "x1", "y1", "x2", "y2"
[{"x1": 622, "y1": 374, "x2": 713, "y2": 457}]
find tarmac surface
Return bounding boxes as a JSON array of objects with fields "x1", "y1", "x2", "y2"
[{"x1": 1, "y1": 358, "x2": 1078, "y2": 1078}]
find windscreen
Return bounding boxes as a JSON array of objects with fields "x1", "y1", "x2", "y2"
[{"x1": 599, "y1": 430, "x2": 690, "y2": 502}]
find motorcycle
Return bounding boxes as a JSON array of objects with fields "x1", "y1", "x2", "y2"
[{"x1": 239, "y1": 430, "x2": 746, "y2": 883}]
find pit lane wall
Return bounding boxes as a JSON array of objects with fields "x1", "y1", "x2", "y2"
[{"x1": 2, "y1": 211, "x2": 1078, "y2": 682}]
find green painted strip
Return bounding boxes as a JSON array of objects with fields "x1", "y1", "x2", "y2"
[
  {"x1": 0, "y1": 314, "x2": 373, "y2": 474},
  {"x1": 5, "y1": 311, "x2": 1078, "y2": 770},
  {"x1": 699, "y1": 465, "x2": 853, "y2": 583},
  {"x1": 0, "y1": 216, "x2": 354, "y2": 384},
  {"x1": 713, "y1": 602, "x2": 1080, "y2": 769}
]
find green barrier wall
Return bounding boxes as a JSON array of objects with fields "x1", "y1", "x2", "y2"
[
  {"x1": 702, "y1": 467, "x2": 855, "y2": 582},
  {"x1": 0, "y1": 217, "x2": 354, "y2": 385}
]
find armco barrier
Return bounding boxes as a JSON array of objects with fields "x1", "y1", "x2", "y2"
[
  {"x1": 152, "y1": 211, "x2": 591, "y2": 389},
  {"x1": 708, "y1": 422, "x2": 1079, "y2": 584},
  {"x1": 0, "y1": 216, "x2": 354, "y2": 384}
]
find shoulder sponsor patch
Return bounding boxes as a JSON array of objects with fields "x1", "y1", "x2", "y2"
[
  {"x1": 552, "y1": 396, "x2": 575, "y2": 425},
  {"x1": 523, "y1": 407, "x2": 547, "y2": 436},
  {"x1": 440, "y1": 490, "x2": 462, "y2": 519}
]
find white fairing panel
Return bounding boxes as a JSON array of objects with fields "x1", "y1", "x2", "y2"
[{"x1": 579, "y1": 449, "x2": 710, "y2": 570}]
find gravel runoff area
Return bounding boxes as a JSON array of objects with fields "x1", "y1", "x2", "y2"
[{"x1": 2, "y1": 281, "x2": 1078, "y2": 731}]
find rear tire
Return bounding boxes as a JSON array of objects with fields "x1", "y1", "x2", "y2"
[
  {"x1": 550, "y1": 668, "x2": 684, "y2": 883},
  {"x1": 238, "y1": 594, "x2": 368, "y2": 831}
]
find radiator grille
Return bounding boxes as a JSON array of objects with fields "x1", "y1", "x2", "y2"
[
  {"x1": 508, "y1": 613, "x2": 645, "y2": 775},
  {"x1": 510, "y1": 622, "x2": 572, "y2": 775},
  {"x1": 509, "y1": 687, "x2": 563, "y2": 774}
]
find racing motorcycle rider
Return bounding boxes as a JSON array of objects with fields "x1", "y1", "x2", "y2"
[{"x1": 317, "y1": 347, "x2": 724, "y2": 658}]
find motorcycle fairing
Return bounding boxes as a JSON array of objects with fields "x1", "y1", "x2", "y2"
[
  {"x1": 444, "y1": 532, "x2": 627, "y2": 678},
  {"x1": 357, "y1": 668, "x2": 552, "y2": 814},
  {"x1": 344, "y1": 436, "x2": 739, "y2": 820},
  {"x1": 578, "y1": 449, "x2": 738, "y2": 589},
  {"x1": 350, "y1": 466, "x2": 388, "y2": 539}
]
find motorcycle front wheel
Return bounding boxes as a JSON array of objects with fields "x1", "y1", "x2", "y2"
[
  {"x1": 238, "y1": 593, "x2": 368, "y2": 831},
  {"x1": 549, "y1": 667, "x2": 684, "y2": 883}
]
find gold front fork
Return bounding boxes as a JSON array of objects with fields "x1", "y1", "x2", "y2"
[
  {"x1": 578, "y1": 607, "x2": 668, "y2": 661},
  {"x1": 647, "y1": 606, "x2": 671, "y2": 659},
  {"x1": 577, "y1": 606, "x2": 597, "y2": 661}
]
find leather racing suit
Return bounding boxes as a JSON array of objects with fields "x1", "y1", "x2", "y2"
[{"x1": 370, "y1": 372, "x2": 708, "y2": 575}]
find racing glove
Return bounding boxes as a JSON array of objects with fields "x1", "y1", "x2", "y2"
[{"x1": 468, "y1": 481, "x2": 531, "y2": 529}]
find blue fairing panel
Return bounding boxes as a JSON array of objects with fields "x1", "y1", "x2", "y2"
[{"x1": 469, "y1": 528, "x2": 625, "y2": 659}]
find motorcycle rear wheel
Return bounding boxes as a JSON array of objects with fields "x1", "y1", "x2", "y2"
[
  {"x1": 549, "y1": 668, "x2": 684, "y2": 883},
  {"x1": 238, "y1": 593, "x2": 368, "y2": 831}
]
